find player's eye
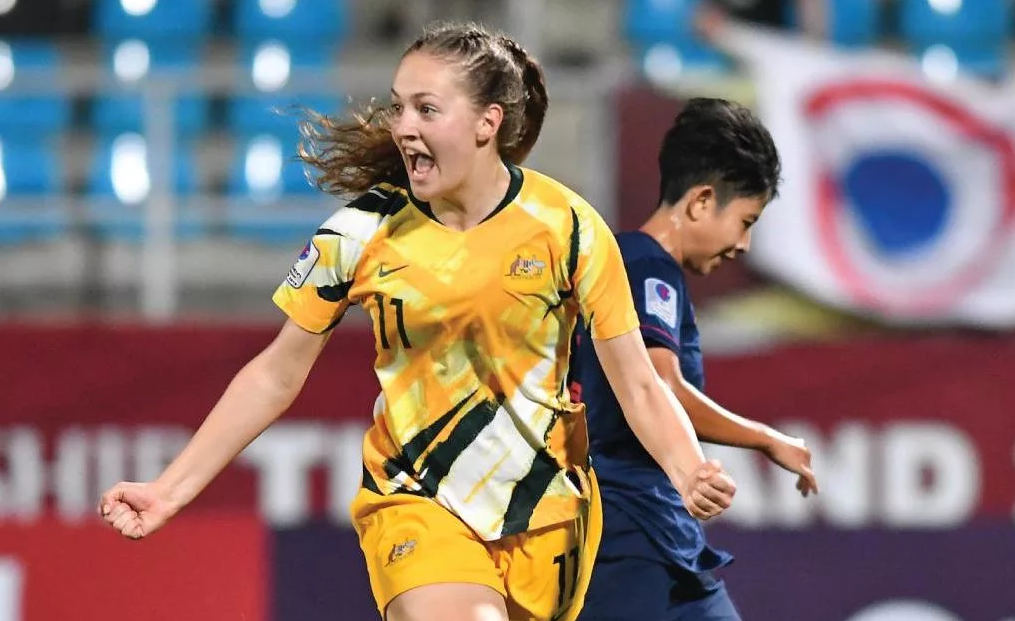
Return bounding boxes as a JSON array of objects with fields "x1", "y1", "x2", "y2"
[
  {"x1": 419, "y1": 104, "x2": 437, "y2": 117},
  {"x1": 390, "y1": 102, "x2": 403, "y2": 114}
]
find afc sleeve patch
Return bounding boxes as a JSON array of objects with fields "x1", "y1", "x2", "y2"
[
  {"x1": 644, "y1": 277, "x2": 677, "y2": 328},
  {"x1": 286, "y1": 239, "x2": 320, "y2": 288}
]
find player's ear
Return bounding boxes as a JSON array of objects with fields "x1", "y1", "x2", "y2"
[
  {"x1": 477, "y1": 103, "x2": 504, "y2": 144},
  {"x1": 686, "y1": 186, "x2": 717, "y2": 222}
]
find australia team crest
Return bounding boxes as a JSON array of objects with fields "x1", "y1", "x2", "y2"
[{"x1": 503, "y1": 246, "x2": 551, "y2": 293}]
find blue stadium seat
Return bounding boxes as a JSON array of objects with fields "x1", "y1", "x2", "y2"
[
  {"x1": 786, "y1": 0, "x2": 881, "y2": 47},
  {"x1": 85, "y1": 133, "x2": 206, "y2": 241},
  {"x1": 0, "y1": 137, "x2": 67, "y2": 243},
  {"x1": 0, "y1": 138, "x2": 59, "y2": 195},
  {"x1": 93, "y1": 0, "x2": 213, "y2": 41},
  {"x1": 624, "y1": 0, "x2": 729, "y2": 73},
  {"x1": 225, "y1": 133, "x2": 326, "y2": 243},
  {"x1": 0, "y1": 40, "x2": 72, "y2": 137},
  {"x1": 899, "y1": 0, "x2": 1012, "y2": 77},
  {"x1": 227, "y1": 92, "x2": 340, "y2": 140},
  {"x1": 226, "y1": 41, "x2": 341, "y2": 140},
  {"x1": 233, "y1": 0, "x2": 348, "y2": 46},
  {"x1": 228, "y1": 133, "x2": 317, "y2": 196},
  {"x1": 91, "y1": 39, "x2": 210, "y2": 136}
]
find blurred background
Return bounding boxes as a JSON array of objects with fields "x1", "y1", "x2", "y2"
[{"x1": 1, "y1": 0, "x2": 1013, "y2": 620}]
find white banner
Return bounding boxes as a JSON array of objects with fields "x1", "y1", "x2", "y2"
[
  {"x1": 0, "y1": 558, "x2": 21, "y2": 621},
  {"x1": 718, "y1": 25, "x2": 1015, "y2": 327}
]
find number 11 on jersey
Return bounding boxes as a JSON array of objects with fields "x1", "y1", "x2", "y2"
[{"x1": 374, "y1": 293, "x2": 412, "y2": 349}]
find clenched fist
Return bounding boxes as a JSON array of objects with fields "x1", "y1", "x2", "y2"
[
  {"x1": 98, "y1": 481, "x2": 177, "y2": 540},
  {"x1": 678, "y1": 459, "x2": 736, "y2": 521}
]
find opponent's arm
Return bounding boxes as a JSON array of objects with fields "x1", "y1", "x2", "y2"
[
  {"x1": 648, "y1": 347, "x2": 818, "y2": 496},
  {"x1": 593, "y1": 331, "x2": 735, "y2": 519}
]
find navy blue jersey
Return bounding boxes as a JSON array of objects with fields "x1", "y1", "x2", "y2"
[{"x1": 569, "y1": 231, "x2": 732, "y2": 572}]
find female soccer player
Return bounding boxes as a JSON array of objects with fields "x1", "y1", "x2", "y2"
[
  {"x1": 570, "y1": 98, "x2": 819, "y2": 621},
  {"x1": 98, "y1": 22, "x2": 736, "y2": 621}
]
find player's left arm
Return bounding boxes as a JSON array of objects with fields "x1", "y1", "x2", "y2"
[{"x1": 649, "y1": 347, "x2": 819, "y2": 497}]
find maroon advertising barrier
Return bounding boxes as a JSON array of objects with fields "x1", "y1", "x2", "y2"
[
  {"x1": 0, "y1": 514, "x2": 268, "y2": 621},
  {"x1": 2, "y1": 325, "x2": 1013, "y2": 620}
]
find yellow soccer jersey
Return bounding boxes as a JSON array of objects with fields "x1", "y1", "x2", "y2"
[{"x1": 273, "y1": 163, "x2": 637, "y2": 540}]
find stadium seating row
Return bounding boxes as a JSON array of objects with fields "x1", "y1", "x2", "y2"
[
  {"x1": 0, "y1": 132, "x2": 327, "y2": 243},
  {"x1": 0, "y1": 39, "x2": 342, "y2": 137},
  {"x1": 94, "y1": 0, "x2": 347, "y2": 45},
  {"x1": 627, "y1": 0, "x2": 1013, "y2": 78},
  {"x1": 4, "y1": 0, "x2": 1009, "y2": 138}
]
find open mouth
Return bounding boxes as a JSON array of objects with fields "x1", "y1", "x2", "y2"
[{"x1": 407, "y1": 152, "x2": 435, "y2": 181}]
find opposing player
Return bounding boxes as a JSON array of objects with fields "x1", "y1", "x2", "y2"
[
  {"x1": 97, "y1": 23, "x2": 737, "y2": 621},
  {"x1": 570, "y1": 98, "x2": 819, "y2": 621}
]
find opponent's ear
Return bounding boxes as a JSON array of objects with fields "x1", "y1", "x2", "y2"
[{"x1": 686, "y1": 186, "x2": 717, "y2": 222}]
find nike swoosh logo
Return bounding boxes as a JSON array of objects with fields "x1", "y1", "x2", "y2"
[{"x1": 378, "y1": 263, "x2": 409, "y2": 277}]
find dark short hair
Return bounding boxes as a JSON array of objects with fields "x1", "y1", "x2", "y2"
[{"x1": 657, "y1": 98, "x2": 781, "y2": 208}]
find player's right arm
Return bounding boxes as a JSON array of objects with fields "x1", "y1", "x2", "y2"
[
  {"x1": 98, "y1": 320, "x2": 331, "y2": 539},
  {"x1": 99, "y1": 192, "x2": 383, "y2": 539}
]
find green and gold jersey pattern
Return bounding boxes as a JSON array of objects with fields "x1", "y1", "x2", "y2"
[{"x1": 274, "y1": 163, "x2": 637, "y2": 540}]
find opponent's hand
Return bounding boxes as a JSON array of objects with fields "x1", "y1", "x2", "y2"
[
  {"x1": 98, "y1": 481, "x2": 177, "y2": 540},
  {"x1": 679, "y1": 459, "x2": 736, "y2": 521},
  {"x1": 763, "y1": 432, "x2": 819, "y2": 497}
]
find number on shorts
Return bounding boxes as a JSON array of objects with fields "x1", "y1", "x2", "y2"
[{"x1": 552, "y1": 546, "x2": 580, "y2": 611}]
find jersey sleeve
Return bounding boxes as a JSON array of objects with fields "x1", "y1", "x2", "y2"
[
  {"x1": 569, "y1": 202, "x2": 639, "y2": 341},
  {"x1": 627, "y1": 258, "x2": 685, "y2": 354},
  {"x1": 272, "y1": 188, "x2": 389, "y2": 333}
]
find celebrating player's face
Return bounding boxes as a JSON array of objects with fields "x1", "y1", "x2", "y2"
[
  {"x1": 688, "y1": 194, "x2": 767, "y2": 275},
  {"x1": 389, "y1": 52, "x2": 490, "y2": 202}
]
